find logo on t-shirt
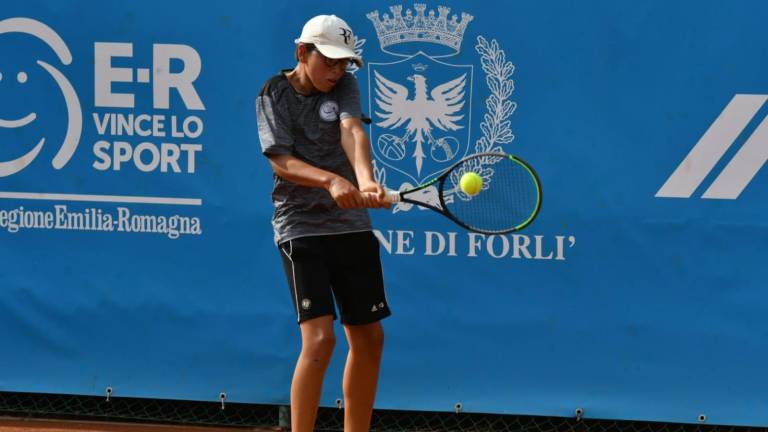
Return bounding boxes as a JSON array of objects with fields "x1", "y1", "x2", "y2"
[{"x1": 319, "y1": 100, "x2": 339, "y2": 122}]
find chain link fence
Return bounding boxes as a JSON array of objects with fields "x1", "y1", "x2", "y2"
[
  {"x1": 0, "y1": 392, "x2": 761, "y2": 432},
  {"x1": 0, "y1": 391, "x2": 274, "y2": 427}
]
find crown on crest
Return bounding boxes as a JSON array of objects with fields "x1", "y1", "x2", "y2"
[{"x1": 367, "y1": 4, "x2": 473, "y2": 52}]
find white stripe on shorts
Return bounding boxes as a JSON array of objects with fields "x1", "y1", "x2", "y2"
[{"x1": 280, "y1": 240, "x2": 300, "y2": 322}]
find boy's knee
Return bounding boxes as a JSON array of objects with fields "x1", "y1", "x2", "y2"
[
  {"x1": 351, "y1": 324, "x2": 385, "y2": 358},
  {"x1": 368, "y1": 325, "x2": 385, "y2": 351},
  {"x1": 303, "y1": 330, "x2": 336, "y2": 360}
]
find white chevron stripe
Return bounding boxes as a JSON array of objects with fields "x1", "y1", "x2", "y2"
[{"x1": 656, "y1": 94, "x2": 767, "y2": 198}]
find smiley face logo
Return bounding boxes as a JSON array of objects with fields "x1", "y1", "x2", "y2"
[{"x1": 0, "y1": 17, "x2": 82, "y2": 177}]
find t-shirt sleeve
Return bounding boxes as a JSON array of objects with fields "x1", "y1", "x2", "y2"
[
  {"x1": 256, "y1": 83, "x2": 294, "y2": 156},
  {"x1": 337, "y1": 72, "x2": 362, "y2": 121}
]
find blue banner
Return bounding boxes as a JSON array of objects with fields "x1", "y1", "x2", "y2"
[{"x1": 1, "y1": 0, "x2": 767, "y2": 427}]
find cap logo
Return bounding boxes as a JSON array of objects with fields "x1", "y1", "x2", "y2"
[{"x1": 339, "y1": 27, "x2": 352, "y2": 45}]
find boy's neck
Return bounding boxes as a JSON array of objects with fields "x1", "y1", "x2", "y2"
[{"x1": 286, "y1": 65, "x2": 317, "y2": 95}]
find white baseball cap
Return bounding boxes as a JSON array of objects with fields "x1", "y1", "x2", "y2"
[{"x1": 295, "y1": 15, "x2": 363, "y2": 67}]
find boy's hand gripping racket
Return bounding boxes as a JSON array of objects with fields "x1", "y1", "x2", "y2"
[{"x1": 373, "y1": 152, "x2": 542, "y2": 234}]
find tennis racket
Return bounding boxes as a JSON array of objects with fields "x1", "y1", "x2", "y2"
[{"x1": 371, "y1": 152, "x2": 542, "y2": 234}]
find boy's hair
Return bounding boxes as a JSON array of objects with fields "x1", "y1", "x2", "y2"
[{"x1": 295, "y1": 43, "x2": 316, "y2": 61}]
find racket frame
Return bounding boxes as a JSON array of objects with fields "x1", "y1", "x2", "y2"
[{"x1": 388, "y1": 152, "x2": 542, "y2": 234}]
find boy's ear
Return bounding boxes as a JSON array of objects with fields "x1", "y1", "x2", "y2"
[{"x1": 296, "y1": 44, "x2": 308, "y2": 63}]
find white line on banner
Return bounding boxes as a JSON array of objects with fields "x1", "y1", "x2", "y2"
[{"x1": 0, "y1": 191, "x2": 202, "y2": 206}]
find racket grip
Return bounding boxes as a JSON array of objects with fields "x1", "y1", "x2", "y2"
[
  {"x1": 385, "y1": 190, "x2": 401, "y2": 203},
  {"x1": 361, "y1": 190, "x2": 400, "y2": 206}
]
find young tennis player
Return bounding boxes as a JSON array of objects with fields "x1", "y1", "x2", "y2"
[{"x1": 255, "y1": 14, "x2": 391, "y2": 432}]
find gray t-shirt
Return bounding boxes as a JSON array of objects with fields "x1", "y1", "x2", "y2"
[{"x1": 256, "y1": 71, "x2": 372, "y2": 245}]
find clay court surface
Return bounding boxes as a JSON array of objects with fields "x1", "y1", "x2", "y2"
[{"x1": 0, "y1": 418, "x2": 275, "y2": 432}]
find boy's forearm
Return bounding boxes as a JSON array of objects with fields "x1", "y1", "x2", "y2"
[
  {"x1": 266, "y1": 154, "x2": 340, "y2": 190},
  {"x1": 351, "y1": 140, "x2": 376, "y2": 184},
  {"x1": 341, "y1": 119, "x2": 377, "y2": 184}
]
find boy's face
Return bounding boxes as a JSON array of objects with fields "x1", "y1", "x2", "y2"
[{"x1": 301, "y1": 45, "x2": 348, "y2": 93}]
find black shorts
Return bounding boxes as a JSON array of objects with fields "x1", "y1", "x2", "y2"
[{"x1": 278, "y1": 231, "x2": 391, "y2": 325}]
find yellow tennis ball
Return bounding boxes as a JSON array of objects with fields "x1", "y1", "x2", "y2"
[{"x1": 460, "y1": 172, "x2": 483, "y2": 196}]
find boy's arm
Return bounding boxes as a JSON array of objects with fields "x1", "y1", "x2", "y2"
[
  {"x1": 340, "y1": 117, "x2": 388, "y2": 208},
  {"x1": 256, "y1": 82, "x2": 367, "y2": 209},
  {"x1": 266, "y1": 154, "x2": 366, "y2": 209}
]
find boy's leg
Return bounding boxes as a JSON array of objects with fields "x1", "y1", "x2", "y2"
[
  {"x1": 292, "y1": 315, "x2": 336, "y2": 432},
  {"x1": 342, "y1": 321, "x2": 385, "y2": 432},
  {"x1": 326, "y1": 231, "x2": 391, "y2": 431},
  {"x1": 279, "y1": 237, "x2": 339, "y2": 432}
]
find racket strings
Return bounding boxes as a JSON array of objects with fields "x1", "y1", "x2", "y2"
[{"x1": 443, "y1": 155, "x2": 540, "y2": 233}]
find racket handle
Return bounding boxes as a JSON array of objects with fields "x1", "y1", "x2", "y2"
[
  {"x1": 385, "y1": 190, "x2": 401, "y2": 203},
  {"x1": 361, "y1": 190, "x2": 401, "y2": 206}
]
